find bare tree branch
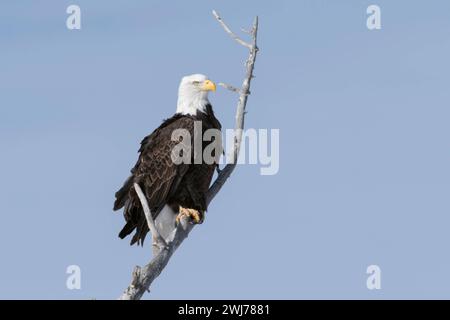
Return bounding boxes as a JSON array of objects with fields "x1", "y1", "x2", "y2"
[
  {"x1": 133, "y1": 183, "x2": 167, "y2": 256},
  {"x1": 207, "y1": 14, "x2": 258, "y2": 204},
  {"x1": 218, "y1": 82, "x2": 241, "y2": 94},
  {"x1": 119, "y1": 219, "x2": 193, "y2": 300},
  {"x1": 212, "y1": 10, "x2": 252, "y2": 50},
  {"x1": 119, "y1": 10, "x2": 259, "y2": 300}
]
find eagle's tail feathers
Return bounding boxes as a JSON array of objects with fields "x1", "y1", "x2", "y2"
[
  {"x1": 113, "y1": 175, "x2": 134, "y2": 211},
  {"x1": 130, "y1": 217, "x2": 149, "y2": 246},
  {"x1": 118, "y1": 221, "x2": 135, "y2": 239}
]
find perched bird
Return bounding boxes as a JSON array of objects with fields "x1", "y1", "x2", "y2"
[{"x1": 114, "y1": 74, "x2": 222, "y2": 245}]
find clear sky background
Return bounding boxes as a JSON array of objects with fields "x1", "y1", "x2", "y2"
[{"x1": 1, "y1": 0, "x2": 450, "y2": 299}]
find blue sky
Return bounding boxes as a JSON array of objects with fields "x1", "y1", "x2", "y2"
[{"x1": 1, "y1": 0, "x2": 450, "y2": 299}]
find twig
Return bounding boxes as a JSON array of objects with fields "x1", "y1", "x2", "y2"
[
  {"x1": 119, "y1": 10, "x2": 259, "y2": 300},
  {"x1": 212, "y1": 10, "x2": 252, "y2": 50},
  {"x1": 218, "y1": 82, "x2": 241, "y2": 94},
  {"x1": 133, "y1": 183, "x2": 167, "y2": 255}
]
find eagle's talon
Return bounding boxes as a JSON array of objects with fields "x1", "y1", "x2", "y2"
[
  {"x1": 175, "y1": 213, "x2": 183, "y2": 225},
  {"x1": 177, "y1": 206, "x2": 203, "y2": 225}
]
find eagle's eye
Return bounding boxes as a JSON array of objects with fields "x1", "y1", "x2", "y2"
[{"x1": 192, "y1": 81, "x2": 200, "y2": 85}]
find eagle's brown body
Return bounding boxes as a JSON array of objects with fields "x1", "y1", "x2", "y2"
[{"x1": 113, "y1": 104, "x2": 221, "y2": 245}]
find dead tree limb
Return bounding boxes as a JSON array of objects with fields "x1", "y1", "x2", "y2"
[
  {"x1": 118, "y1": 10, "x2": 259, "y2": 300},
  {"x1": 133, "y1": 183, "x2": 167, "y2": 256}
]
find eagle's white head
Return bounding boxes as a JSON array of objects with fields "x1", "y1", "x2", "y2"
[{"x1": 176, "y1": 74, "x2": 216, "y2": 115}]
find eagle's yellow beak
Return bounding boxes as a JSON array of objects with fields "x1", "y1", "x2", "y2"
[{"x1": 202, "y1": 80, "x2": 216, "y2": 92}]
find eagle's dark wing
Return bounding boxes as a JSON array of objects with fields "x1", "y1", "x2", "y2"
[{"x1": 113, "y1": 115, "x2": 193, "y2": 245}]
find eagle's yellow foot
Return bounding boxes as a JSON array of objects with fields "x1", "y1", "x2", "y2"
[{"x1": 176, "y1": 206, "x2": 203, "y2": 225}]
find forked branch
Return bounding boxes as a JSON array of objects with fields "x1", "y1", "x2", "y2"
[{"x1": 119, "y1": 10, "x2": 259, "y2": 300}]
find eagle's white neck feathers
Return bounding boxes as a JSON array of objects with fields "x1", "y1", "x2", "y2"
[{"x1": 176, "y1": 74, "x2": 211, "y2": 115}]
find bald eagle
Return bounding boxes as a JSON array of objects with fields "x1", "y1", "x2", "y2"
[{"x1": 113, "y1": 74, "x2": 222, "y2": 245}]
